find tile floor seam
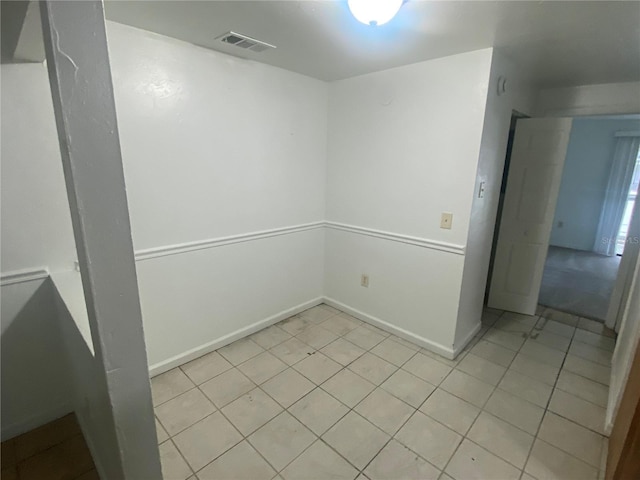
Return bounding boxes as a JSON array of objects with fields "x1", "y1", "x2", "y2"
[
  {"x1": 191, "y1": 385, "x2": 278, "y2": 477},
  {"x1": 233, "y1": 426, "x2": 297, "y2": 478},
  {"x1": 272, "y1": 396, "x2": 364, "y2": 475},
  {"x1": 442, "y1": 317, "x2": 541, "y2": 479},
  {"x1": 546, "y1": 397, "x2": 609, "y2": 436},
  {"x1": 155, "y1": 305, "x2": 613, "y2": 480},
  {"x1": 154, "y1": 376, "x2": 198, "y2": 408},
  {"x1": 215, "y1": 362, "x2": 371, "y2": 476},
  {"x1": 11, "y1": 431, "x2": 88, "y2": 468},
  {"x1": 458, "y1": 435, "x2": 525, "y2": 475},
  {"x1": 358, "y1": 396, "x2": 445, "y2": 478},
  {"x1": 285, "y1": 385, "x2": 351, "y2": 434},
  {"x1": 438, "y1": 432, "x2": 466, "y2": 478},
  {"x1": 187, "y1": 384, "x2": 247, "y2": 458},
  {"x1": 552, "y1": 383, "x2": 609, "y2": 409},
  {"x1": 222, "y1": 384, "x2": 283, "y2": 437},
  {"x1": 472, "y1": 320, "x2": 549, "y2": 434},
  {"x1": 164, "y1": 437, "x2": 196, "y2": 478},
  {"x1": 155, "y1": 390, "x2": 218, "y2": 438},
  {"x1": 561, "y1": 357, "x2": 611, "y2": 387},
  {"x1": 530, "y1": 413, "x2": 606, "y2": 467},
  {"x1": 270, "y1": 332, "x2": 439, "y2": 476},
  {"x1": 519, "y1": 323, "x2": 597, "y2": 477}
]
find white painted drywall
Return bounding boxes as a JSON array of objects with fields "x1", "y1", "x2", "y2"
[
  {"x1": 0, "y1": 62, "x2": 77, "y2": 440},
  {"x1": 0, "y1": 20, "x2": 328, "y2": 441},
  {"x1": 107, "y1": 22, "x2": 327, "y2": 248},
  {"x1": 325, "y1": 49, "x2": 494, "y2": 353},
  {"x1": 137, "y1": 230, "x2": 325, "y2": 368},
  {"x1": 0, "y1": 279, "x2": 73, "y2": 440},
  {"x1": 104, "y1": 22, "x2": 328, "y2": 368},
  {"x1": 324, "y1": 228, "x2": 466, "y2": 351},
  {"x1": 550, "y1": 118, "x2": 640, "y2": 251},
  {"x1": 53, "y1": 275, "x2": 123, "y2": 480},
  {"x1": 536, "y1": 82, "x2": 640, "y2": 117},
  {"x1": 606, "y1": 249, "x2": 640, "y2": 433},
  {"x1": 41, "y1": 2, "x2": 161, "y2": 476},
  {"x1": 0, "y1": 63, "x2": 76, "y2": 273},
  {"x1": 454, "y1": 51, "x2": 537, "y2": 347}
]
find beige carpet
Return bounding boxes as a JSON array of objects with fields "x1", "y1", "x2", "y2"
[{"x1": 539, "y1": 246, "x2": 621, "y2": 321}]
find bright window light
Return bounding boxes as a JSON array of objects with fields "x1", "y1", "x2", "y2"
[{"x1": 347, "y1": 0, "x2": 404, "y2": 26}]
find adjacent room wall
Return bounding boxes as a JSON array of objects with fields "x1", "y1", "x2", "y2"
[
  {"x1": 0, "y1": 279, "x2": 73, "y2": 440},
  {"x1": 536, "y1": 81, "x2": 640, "y2": 117},
  {"x1": 324, "y1": 49, "x2": 494, "y2": 355},
  {"x1": 0, "y1": 62, "x2": 76, "y2": 440},
  {"x1": 0, "y1": 63, "x2": 76, "y2": 273},
  {"x1": 105, "y1": 22, "x2": 328, "y2": 371},
  {"x1": 550, "y1": 117, "x2": 640, "y2": 251}
]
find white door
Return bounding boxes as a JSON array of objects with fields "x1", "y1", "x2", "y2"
[
  {"x1": 488, "y1": 118, "x2": 573, "y2": 315},
  {"x1": 606, "y1": 193, "x2": 640, "y2": 331},
  {"x1": 605, "y1": 252, "x2": 640, "y2": 434}
]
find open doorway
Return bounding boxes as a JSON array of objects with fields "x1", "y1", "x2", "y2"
[
  {"x1": 486, "y1": 114, "x2": 640, "y2": 323},
  {"x1": 540, "y1": 116, "x2": 640, "y2": 322}
]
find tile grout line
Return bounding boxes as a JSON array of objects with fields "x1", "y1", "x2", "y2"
[
  {"x1": 442, "y1": 310, "x2": 607, "y2": 476},
  {"x1": 520, "y1": 315, "x2": 608, "y2": 477},
  {"x1": 155, "y1": 304, "x2": 612, "y2": 480},
  {"x1": 439, "y1": 309, "x2": 528, "y2": 477},
  {"x1": 165, "y1": 308, "x2": 413, "y2": 478},
  {"x1": 263, "y1": 312, "x2": 458, "y2": 477},
  {"x1": 515, "y1": 316, "x2": 573, "y2": 478}
]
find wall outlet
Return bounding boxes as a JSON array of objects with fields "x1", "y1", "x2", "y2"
[
  {"x1": 361, "y1": 274, "x2": 369, "y2": 288},
  {"x1": 440, "y1": 212, "x2": 453, "y2": 229}
]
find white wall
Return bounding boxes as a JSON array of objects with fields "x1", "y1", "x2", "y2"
[
  {"x1": 536, "y1": 82, "x2": 640, "y2": 117},
  {"x1": 0, "y1": 20, "x2": 328, "y2": 438},
  {"x1": 0, "y1": 63, "x2": 76, "y2": 273},
  {"x1": 0, "y1": 279, "x2": 73, "y2": 440},
  {"x1": 53, "y1": 275, "x2": 121, "y2": 479},
  {"x1": 0, "y1": 62, "x2": 77, "y2": 440},
  {"x1": 105, "y1": 22, "x2": 328, "y2": 370},
  {"x1": 606, "y1": 248, "x2": 640, "y2": 433},
  {"x1": 325, "y1": 49, "x2": 494, "y2": 355},
  {"x1": 550, "y1": 118, "x2": 640, "y2": 251},
  {"x1": 454, "y1": 51, "x2": 537, "y2": 347},
  {"x1": 5, "y1": 20, "x2": 634, "y2": 444}
]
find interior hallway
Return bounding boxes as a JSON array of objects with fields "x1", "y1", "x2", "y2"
[
  {"x1": 153, "y1": 304, "x2": 613, "y2": 480},
  {"x1": 539, "y1": 246, "x2": 621, "y2": 321}
]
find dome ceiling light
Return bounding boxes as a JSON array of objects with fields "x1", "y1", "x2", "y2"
[{"x1": 347, "y1": 0, "x2": 404, "y2": 26}]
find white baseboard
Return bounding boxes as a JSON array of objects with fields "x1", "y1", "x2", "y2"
[
  {"x1": 323, "y1": 297, "x2": 456, "y2": 360},
  {"x1": 148, "y1": 297, "x2": 324, "y2": 377},
  {"x1": 1, "y1": 402, "x2": 73, "y2": 441},
  {"x1": 147, "y1": 295, "x2": 475, "y2": 377},
  {"x1": 452, "y1": 322, "x2": 482, "y2": 358}
]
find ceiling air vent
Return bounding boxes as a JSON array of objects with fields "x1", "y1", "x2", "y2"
[{"x1": 216, "y1": 31, "x2": 276, "y2": 53}]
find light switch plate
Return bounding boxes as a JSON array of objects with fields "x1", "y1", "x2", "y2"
[{"x1": 441, "y1": 212, "x2": 453, "y2": 229}]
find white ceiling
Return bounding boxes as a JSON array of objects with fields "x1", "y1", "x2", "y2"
[{"x1": 105, "y1": 0, "x2": 640, "y2": 87}]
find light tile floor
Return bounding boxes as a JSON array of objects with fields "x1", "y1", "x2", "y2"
[{"x1": 152, "y1": 304, "x2": 615, "y2": 480}]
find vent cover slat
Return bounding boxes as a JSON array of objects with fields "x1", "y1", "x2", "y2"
[{"x1": 216, "y1": 31, "x2": 276, "y2": 53}]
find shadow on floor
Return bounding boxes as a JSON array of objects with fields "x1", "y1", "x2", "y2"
[{"x1": 1, "y1": 414, "x2": 97, "y2": 480}]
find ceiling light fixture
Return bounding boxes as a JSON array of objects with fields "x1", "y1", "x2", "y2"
[{"x1": 347, "y1": 0, "x2": 404, "y2": 26}]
